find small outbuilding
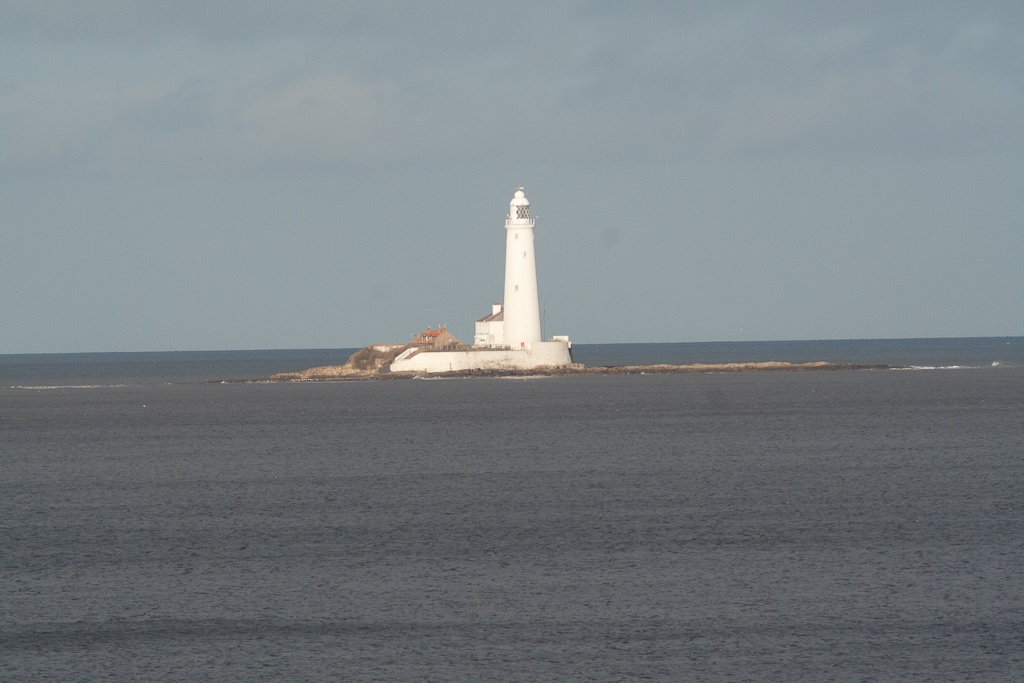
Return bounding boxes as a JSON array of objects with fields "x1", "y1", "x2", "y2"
[
  {"x1": 474, "y1": 303, "x2": 505, "y2": 348},
  {"x1": 410, "y1": 325, "x2": 463, "y2": 350}
]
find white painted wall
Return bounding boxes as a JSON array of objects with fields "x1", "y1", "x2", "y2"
[
  {"x1": 389, "y1": 341, "x2": 572, "y2": 373},
  {"x1": 474, "y1": 318, "x2": 504, "y2": 347}
]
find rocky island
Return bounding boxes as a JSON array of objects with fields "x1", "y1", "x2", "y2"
[
  {"x1": 263, "y1": 345, "x2": 896, "y2": 382},
  {"x1": 254, "y1": 189, "x2": 895, "y2": 383}
]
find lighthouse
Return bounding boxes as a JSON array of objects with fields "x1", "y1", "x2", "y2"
[
  {"x1": 389, "y1": 186, "x2": 571, "y2": 373},
  {"x1": 502, "y1": 187, "x2": 542, "y2": 348}
]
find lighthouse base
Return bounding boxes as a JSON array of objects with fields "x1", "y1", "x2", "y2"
[{"x1": 388, "y1": 341, "x2": 572, "y2": 374}]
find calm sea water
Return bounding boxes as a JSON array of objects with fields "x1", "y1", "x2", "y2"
[{"x1": 2, "y1": 339, "x2": 1022, "y2": 681}]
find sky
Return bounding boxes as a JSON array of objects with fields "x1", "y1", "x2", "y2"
[{"x1": 2, "y1": 1, "x2": 1022, "y2": 353}]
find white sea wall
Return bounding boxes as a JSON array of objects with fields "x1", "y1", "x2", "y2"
[{"x1": 389, "y1": 341, "x2": 572, "y2": 373}]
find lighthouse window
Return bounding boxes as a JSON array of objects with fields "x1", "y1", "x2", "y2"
[{"x1": 516, "y1": 205, "x2": 530, "y2": 219}]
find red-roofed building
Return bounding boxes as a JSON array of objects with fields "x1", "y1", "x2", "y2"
[{"x1": 410, "y1": 325, "x2": 463, "y2": 350}]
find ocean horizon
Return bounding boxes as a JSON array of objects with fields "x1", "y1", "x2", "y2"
[{"x1": 3, "y1": 336, "x2": 1022, "y2": 388}]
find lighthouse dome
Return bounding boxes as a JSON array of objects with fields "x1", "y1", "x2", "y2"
[{"x1": 508, "y1": 187, "x2": 532, "y2": 222}]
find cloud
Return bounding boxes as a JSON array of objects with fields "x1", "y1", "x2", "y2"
[
  {"x1": 709, "y1": 37, "x2": 1024, "y2": 157},
  {"x1": 0, "y1": 0, "x2": 366, "y2": 41},
  {"x1": 1, "y1": 3, "x2": 1022, "y2": 171},
  {"x1": 0, "y1": 71, "x2": 406, "y2": 169},
  {"x1": 0, "y1": 81, "x2": 180, "y2": 164},
  {"x1": 221, "y1": 74, "x2": 402, "y2": 164}
]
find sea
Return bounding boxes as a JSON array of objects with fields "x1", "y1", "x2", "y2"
[{"x1": 2, "y1": 338, "x2": 1022, "y2": 681}]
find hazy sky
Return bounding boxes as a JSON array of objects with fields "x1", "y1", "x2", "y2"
[{"x1": 2, "y1": 2, "x2": 1022, "y2": 353}]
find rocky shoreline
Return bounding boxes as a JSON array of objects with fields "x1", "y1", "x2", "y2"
[{"x1": 249, "y1": 356, "x2": 898, "y2": 383}]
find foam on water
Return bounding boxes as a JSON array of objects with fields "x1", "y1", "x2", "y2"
[
  {"x1": 897, "y1": 365, "x2": 985, "y2": 371},
  {"x1": 9, "y1": 384, "x2": 128, "y2": 390}
]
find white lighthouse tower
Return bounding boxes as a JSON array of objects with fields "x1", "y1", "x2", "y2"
[
  {"x1": 389, "y1": 185, "x2": 572, "y2": 374},
  {"x1": 502, "y1": 187, "x2": 542, "y2": 349}
]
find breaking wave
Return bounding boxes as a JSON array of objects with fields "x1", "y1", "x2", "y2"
[{"x1": 9, "y1": 384, "x2": 127, "y2": 390}]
